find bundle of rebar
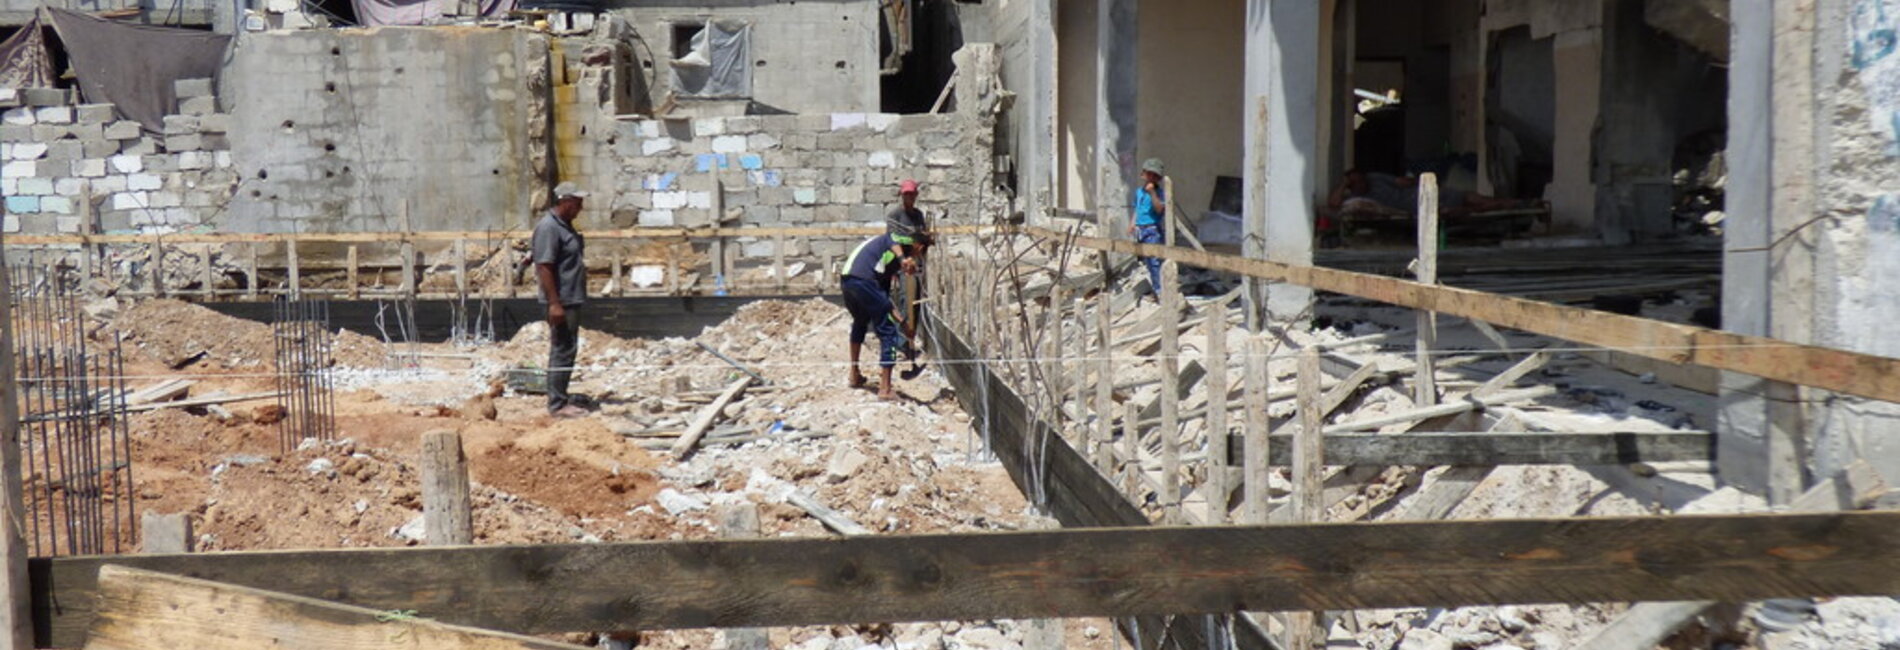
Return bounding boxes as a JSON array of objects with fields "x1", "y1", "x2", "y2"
[
  {"x1": 8, "y1": 264, "x2": 133, "y2": 557},
  {"x1": 272, "y1": 299, "x2": 336, "y2": 452}
]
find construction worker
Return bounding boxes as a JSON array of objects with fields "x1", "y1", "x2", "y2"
[
  {"x1": 1127, "y1": 157, "x2": 1167, "y2": 301},
  {"x1": 887, "y1": 179, "x2": 927, "y2": 243},
  {"x1": 842, "y1": 230, "x2": 932, "y2": 400},
  {"x1": 532, "y1": 182, "x2": 590, "y2": 418}
]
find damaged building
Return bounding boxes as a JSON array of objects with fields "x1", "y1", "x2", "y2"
[{"x1": 1, "y1": 0, "x2": 1900, "y2": 649}]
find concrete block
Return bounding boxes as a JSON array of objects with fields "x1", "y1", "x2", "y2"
[
  {"x1": 161, "y1": 115, "x2": 199, "y2": 135},
  {"x1": 637, "y1": 209, "x2": 674, "y2": 227},
  {"x1": 30, "y1": 125, "x2": 67, "y2": 141},
  {"x1": 738, "y1": 154, "x2": 764, "y2": 170},
  {"x1": 5, "y1": 196, "x2": 39, "y2": 214},
  {"x1": 197, "y1": 113, "x2": 230, "y2": 133},
  {"x1": 831, "y1": 185, "x2": 864, "y2": 205},
  {"x1": 110, "y1": 192, "x2": 147, "y2": 210},
  {"x1": 724, "y1": 116, "x2": 761, "y2": 134},
  {"x1": 830, "y1": 113, "x2": 867, "y2": 131},
  {"x1": 81, "y1": 140, "x2": 116, "y2": 158},
  {"x1": 94, "y1": 175, "x2": 126, "y2": 193},
  {"x1": 39, "y1": 196, "x2": 73, "y2": 215},
  {"x1": 147, "y1": 191, "x2": 182, "y2": 208},
  {"x1": 128, "y1": 173, "x2": 163, "y2": 191},
  {"x1": 75, "y1": 104, "x2": 115, "y2": 124},
  {"x1": 652, "y1": 191, "x2": 689, "y2": 209},
  {"x1": 21, "y1": 88, "x2": 69, "y2": 106},
  {"x1": 97, "y1": 211, "x2": 129, "y2": 231},
  {"x1": 214, "y1": 151, "x2": 232, "y2": 168},
  {"x1": 178, "y1": 96, "x2": 216, "y2": 116},
  {"x1": 54, "y1": 216, "x2": 81, "y2": 232},
  {"x1": 747, "y1": 133, "x2": 780, "y2": 151},
  {"x1": 711, "y1": 135, "x2": 747, "y2": 154},
  {"x1": 70, "y1": 159, "x2": 106, "y2": 178},
  {"x1": 642, "y1": 138, "x2": 675, "y2": 155},
  {"x1": 15, "y1": 177, "x2": 51, "y2": 195},
  {"x1": 8, "y1": 142, "x2": 45, "y2": 160},
  {"x1": 140, "y1": 155, "x2": 175, "y2": 173},
  {"x1": 103, "y1": 121, "x2": 141, "y2": 140},
  {"x1": 866, "y1": 114, "x2": 898, "y2": 132},
  {"x1": 1, "y1": 161, "x2": 33, "y2": 179},
  {"x1": 199, "y1": 134, "x2": 228, "y2": 150},
  {"x1": 0, "y1": 125, "x2": 29, "y2": 142},
  {"x1": 185, "y1": 191, "x2": 222, "y2": 207},
  {"x1": 108, "y1": 154, "x2": 143, "y2": 174},
  {"x1": 2, "y1": 108, "x2": 33, "y2": 126},
  {"x1": 42, "y1": 141, "x2": 81, "y2": 162},
  {"x1": 793, "y1": 188, "x2": 819, "y2": 205},
  {"x1": 35, "y1": 106, "x2": 72, "y2": 125},
  {"x1": 742, "y1": 204, "x2": 778, "y2": 224},
  {"x1": 164, "y1": 133, "x2": 203, "y2": 152},
  {"x1": 173, "y1": 78, "x2": 214, "y2": 98},
  {"x1": 54, "y1": 178, "x2": 82, "y2": 195},
  {"x1": 780, "y1": 205, "x2": 814, "y2": 223},
  {"x1": 691, "y1": 117, "x2": 725, "y2": 137},
  {"x1": 816, "y1": 204, "x2": 851, "y2": 223},
  {"x1": 926, "y1": 149, "x2": 960, "y2": 167},
  {"x1": 0, "y1": 88, "x2": 15, "y2": 107},
  {"x1": 119, "y1": 137, "x2": 157, "y2": 156},
  {"x1": 0, "y1": 178, "x2": 12, "y2": 195},
  {"x1": 2, "y1": 215, "x2": 16, "y2": 233},
  {"x1": 176, "y1": 151, "x2": 211, "y2": 170}
]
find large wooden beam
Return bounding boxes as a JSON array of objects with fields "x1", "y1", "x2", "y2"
[
  {"x1": 1019, "y1": 226, "x2": 1900, "y2": 404},
  {"x1": 29, "y1": 512, "x2": 1900, "y2": 647},
  {"x1": 1220, "y1": 432, "x2": 1713, "y2": 467},
  {"x1": 82, "y1": 565, "x2": 584, "y2": 650}
]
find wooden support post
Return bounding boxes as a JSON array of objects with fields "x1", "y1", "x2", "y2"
[
  {"x1": 399, "y1": 202, "x2": 416, "y2": 300},
  {"x1": 1242, "y1": 336, "x2": 1270, "y2": 524},
  {"x1": 344, "y1": 245, "x2": 358, "y2": 301},
  {"x1": 454, "y1": 238, "x2": 469, "y2": 302},
  {"x1": 148, "y1": 236, "x2": 164, "y2": 298},
  {"x1": 1158, "y1": 263, "x2": 1182, "y2": 523},
  {"x1": 667, "y1": 246, "x2": 681, "y2": 296},
  {"x1": 1071, "y1": 292, "x2": 1088, "y2": 441},
  {"x1": 421, "y1": 430, "x2": 473, "y2": 546},
  {"x1": 612, "y1": 251, "x2": 625, "y2": 298},
  {"x1": 1122, "y1": 401, "x2": 1140, "y2": 500},
  {"x1": 1285, "y1": 346, "x2": 1326, "y2": 649},
  {"x1": 1414, "y1": 173, "x2": 1439, "y2": 407},
  {"x1": 247, "y1": 243, "x2": 260, "y2": 299},
  {"x1": 716, "y1": 503, "x2": 769, "y2": 650},
  {"x1": 0, "y1": 263, "x2": 30, "y2": 649},
  {"x1": 199, "y1": 245, "x2": 213, "y2": 299},
  {"x1": 712, "y1": 179, "x2": 727, "y2": 293},
  {"x1": 1204, "y1": 309, "x2": 1229, "y2": 524},
  {"x1": 285, "y1": 240, "x2": 300, "y2": 301},
  {"x1": 1093, "y1": 293, "x2": 1115, "y2": 473},
  {"x1": 140, "y1": 512, "x2": 192, "y2": 554}
]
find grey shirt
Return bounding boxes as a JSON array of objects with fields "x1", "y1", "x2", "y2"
[
  {"x1": 531, "y1": 211, "x2": 586, "y2": 306},
  {"x1": 886, "y1": 206, "x2": 925, "y2": 243}
]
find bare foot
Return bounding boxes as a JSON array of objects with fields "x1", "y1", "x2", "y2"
[
  {"x1": 878, "y1": 388, "x2": 896, "y2": 401},
  {"x1": 848, "y1": 371, "x2": 867, "y2": 388}
]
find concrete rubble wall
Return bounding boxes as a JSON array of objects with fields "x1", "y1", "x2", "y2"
[
  {"x1": 605, "y1": 0, "x2": 882, "y2": 115},
  {"x1": 218, "y1": 27, "x2": 551, "y2": 234},
  {"x1": 0, "y1": 82, "x2": 238, "y2": 235}
]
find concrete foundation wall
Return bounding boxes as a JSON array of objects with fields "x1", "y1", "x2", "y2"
[
  {"x1": 218, "y1": 28, "x2": 551, "y2": 234},
  {"x1": 609, "y1": 0, "x2": 881, "y2": 115},
  {"x1": 1, "y1": 84, "x2": 236, "y2": 235}
]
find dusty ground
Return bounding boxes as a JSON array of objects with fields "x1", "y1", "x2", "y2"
[{"x1": 93, "y1": 297, "x2": 1114, "y2": 650}]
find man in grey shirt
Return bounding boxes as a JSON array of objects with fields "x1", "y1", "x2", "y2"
[{"x1": 533, "y1": 182, "x2": 589, "y2": 418}]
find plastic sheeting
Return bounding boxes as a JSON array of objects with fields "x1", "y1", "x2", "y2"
[
  {"x1": 0, "y1": 18, "x2": 54, "y2": 90},
  {"x1": 45, "y1": 9, "x2": 231, "y2": 132},
  {"x1": 669, "y1": 21, "x2": 750, "y2": 99},
  {"x1": 350, "y1": 0, "x2": 515, "y2": 27}
]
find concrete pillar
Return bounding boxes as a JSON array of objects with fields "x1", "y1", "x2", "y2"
[
  {"x1": 1024, "y1": 0, "x2": 1060, "y2": 225},
  {"x1": 1096, "y1": 0, "x2": 1137, "y2": 237},
  {"x1": 1547, "y1": 27, "x2": 1601, "y2": 234},
  {"x1": 1243, "y1": 0, "x2": 1320, "y2": 326}
]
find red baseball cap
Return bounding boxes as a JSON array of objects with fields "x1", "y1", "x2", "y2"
[{"x1": 899, "y1": 179, "x2": 919, "y2": 194}]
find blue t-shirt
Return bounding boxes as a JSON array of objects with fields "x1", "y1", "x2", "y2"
[
  {"x1": 844, "y1": 234, "x2": 902, "y2": 291},
  {"x1": 1134, "y1": 186, "x2": 1165, "y2": 227}
]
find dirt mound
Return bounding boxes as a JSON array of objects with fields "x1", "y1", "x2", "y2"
[
  {"x1": 472, "y1": 442, "x2": 660, "y2": 519},
  {"x1": 116, "y1": 299, "x2": 277, "y2": 370},
  {"x1": 699, "y1": 298, "x2": 844, "y2": 344}
]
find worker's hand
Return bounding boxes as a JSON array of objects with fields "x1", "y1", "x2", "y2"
[
  {"x1": 900, "y1": 256, "x2": 918, "y2": 274},
  {"x1": 547, "y1": 303, "x2": 566, "y2": 329}
]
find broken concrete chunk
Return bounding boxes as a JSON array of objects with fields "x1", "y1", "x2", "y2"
[
  {"x1": 391, "y1": 514, "x2": 424, "y2": 541},
  {"x1": 173, "y1": 78, "x2": 214, "y2": 98},
  {"x1": 655, "y1": 488, "x2": 708, "y2": 515},
  {"x1": 825, "y1": 447, "x2": 869, "y2": 484},
  {"x1": 1396, "y1": 629, "x2": 1451, "y2": 650}
]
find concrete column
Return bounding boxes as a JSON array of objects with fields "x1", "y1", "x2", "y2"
[
  {"x1": 1096, "y1": 0, "x2": 1137, "y2": 237},
  {"x1": 1243, "y1": 0, "x2": 1320, "y2": 325},
  {"x1": 1024, "y1": 0, "x2": 1060, "y2": 225},
  {"x1": 1547, "y1": 27, "x2": 1601, "y2": 234}
]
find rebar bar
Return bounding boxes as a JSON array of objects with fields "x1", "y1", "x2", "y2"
[
  {"x1": 273, "y1": 298, "x2": 336, "y2": 453},
  {"x1": 7, "y1": 263, "x2": 133, "y2": 557}
]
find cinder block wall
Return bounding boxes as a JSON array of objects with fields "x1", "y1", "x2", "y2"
[
  {"x1": 603, "y1": 111, "x2": 988, "y2": 261},
  {"x1": 0, "y1": 83, "x2": 238, "y2": 235}
]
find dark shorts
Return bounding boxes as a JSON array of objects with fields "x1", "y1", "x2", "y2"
[{"x1": 841, "y1": 275, "x2": 906, "y2": 368}]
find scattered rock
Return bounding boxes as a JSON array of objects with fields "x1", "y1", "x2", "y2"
[
  {"x1": 827, "y1": 447, "x2": 870, "y2": 484},
  {"x1": 253, "y1": 404, "x2": 287, "y2": 425},
  {"x1": 304, "y1": 458, "x2": 335, "y2": 474},
  {"x1": 656, "y1": 488, "x2": 708, "y2": 515},
  {"x1": 1397, "y1": 629, "x2": 1452, "y2": 650},
  {"x1": 391, "y1": 514, "x2": 424, "y2": 541},
  {"x1": 951, "y1": 627, "x2": 1019, "y2": 650}
]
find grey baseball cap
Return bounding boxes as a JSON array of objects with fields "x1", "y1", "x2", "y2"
[{"x1": 553, "y1": 181, "x2": 590, "y2": 200}]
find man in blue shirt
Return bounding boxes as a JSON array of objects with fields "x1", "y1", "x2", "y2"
[
  {"x1": 841, "y1": 231, "x2": 932, "y2": 400},
  {"x1": 1126, "y1": 157, "x2": 1167, "y2": 301}
]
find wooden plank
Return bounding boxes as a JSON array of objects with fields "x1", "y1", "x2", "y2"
[
  {"x1": 785, "y1": 491, "x2": 871, "y2": 537},
  {"x1": 30, "y1": 512, "x2": 1900, "y2": 647},
  {"x1": 199, "y1": 245, "x2": 214, "y2": 299},
  {"x1": 123, "y1": 391, "x2": 284, "y2": 414},
  {"x1": 1159, "y1": 263, "x2": 1181, "y2": 523},
  {"x1": 1017, "y1": 225, "x2": 1900, "y2": 405},
  {"x1": 1287, "y1": 346, "x2": 1325, "y2": 650},
  {"x1": 1474, "y1": 351, "x2": 1549, "y2": 398},
  {"x1": 454, "y1": 239, "x2": 469, "y2": 302},
  {"x1": 773, "y1": 235, "x2": 787, "y2": 293},
  {"x1": 5, "y1": 224, "x2": 1000, "y2": 246},
  {"x1": 1394, "y1": 466, "x2": 1490, "y2": 520},
  {"x1": 1415, "y1": 173, "x2": 1439, "y2": 408},
  {"x1": 1243, "y1": 336, "x2": 1271, "y2": 524},
  {"x1": 716, "y1": 504, "x2": 770, "y2": 650},
  {"x1": 1204, "y1": 311, "x2": 1229, "y2": 524},
  {"x1": 149, "y1": 237, "x2": 165, "y2": 298},
  {"x1": 82, "y1": 565, "x2": 584, "y2": 650},
  {"x1": 671, "y1": 378, "x2": 752, "y2": 459},
  {"x1": 248, "y1": 243, "x2": 261, "y2": 299},
  {"x1": 344, "y1": 245, "x2": 358, "y2": 300},
  {"x1": 1324, "y1": 386, "x2": 1556, "y2": 433},
  {"x1": 421, "y1": 430, "x2": 473, "y2": 546},
  {"x1": 1219, "y1": 431, "x2": 1713, "y2": 467},
  {"x1": 286, "y1": 240, "x2": 300, "y2": 301}
]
